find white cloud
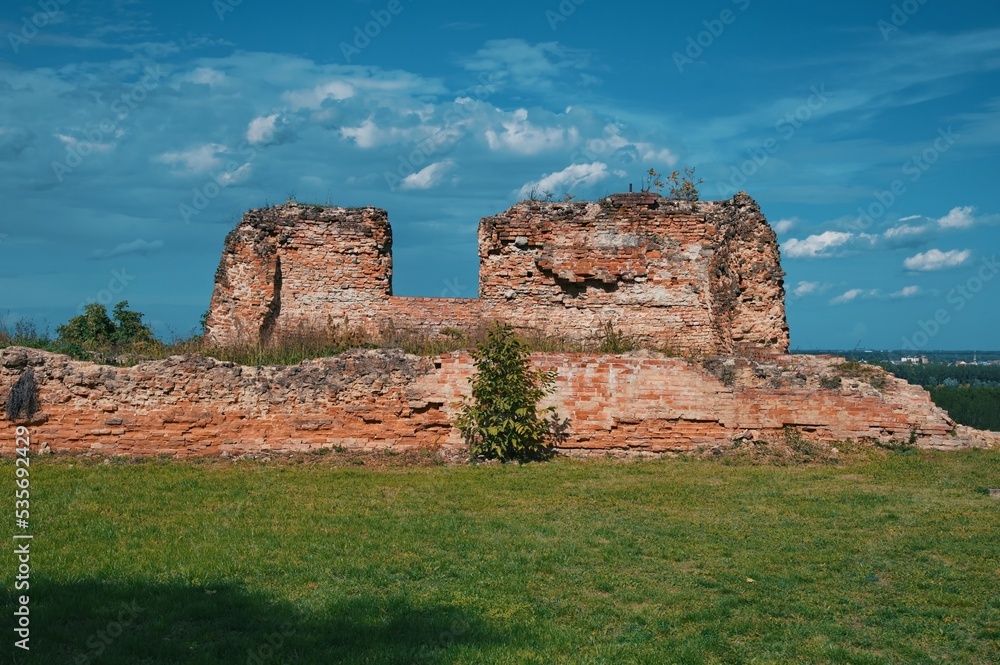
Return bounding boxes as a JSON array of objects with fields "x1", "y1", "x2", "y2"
[
  {"x1": 283, "y1": 80, "x2": 356, "y2": 110},
  {"x1": 247, "y1": 114, "x2": 282, "y2": 145},
  {"x1": 782, "y1": 231, "x2": 853, "y2": 258},
  {"x1": 830, "y1": 288, "x2": 878, "y2": 305},
  {"x1": 774, "y1": 219, "x2": 796, "y2": 234},
  {"x1": 598, "y1": 125, "x2": 677, "y2": 167},
  {"x1": 831, "y1": 289, "x2": 864, "y2": 305},
  {"x1": 217, "y1": 163, "x2": 253, "y2": 185},
  {"x1": 485, "y1": 109, "x2": 577, "y2": 155},
  {"x1": 184, "y1": 67, "x2": 226, "y2": 88},
  {"x1": 792, "y1": 281, "x2": 820, "y2": 297},
  {"x1": 340, "y1": 118, "x2": 380, "y2": 149},
  {"x1": 891, "y1": 285, "x2": 920, "y2": 298},
  {"x1": 640, "y1": 146, "x2": 677, "y2": 164},
  {"x1": 401, "y1": 161, "x2": 453, "y2": 190},
  {"x1": 518, "y1": 162, "x2": 612, "y2": 198},
  {"x1": 339, "y1": 117, "x2": 434, "y2": 149},
  {"x1": 155, "y1": 143, "x2": 227, "y2": 174},
  {"x1": 56, "y1": 133, "x2": 114, "y2": 154},
  {"x1": 89, "y1": 239, "x2": 164, "y2": 260},
  {"x1": 903, "y1": 248, "x2": 972, "y2": 271},
  {"x1": 883, "y1": 223, "x2": 928, "y2": 239},
  {"x1": 462, "y1": 39, "x2": 590, "y2": 88},
  {"x1": 937, "y1": 205, "x2": 976, "y2": 229}
]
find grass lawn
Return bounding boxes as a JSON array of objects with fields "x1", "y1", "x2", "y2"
[{"x1": 3, "y1": 449, "x2": 999, "y2": 664}]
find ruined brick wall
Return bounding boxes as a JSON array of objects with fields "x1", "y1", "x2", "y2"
[
  {"x1": 708, "y1": 194, "x2": 790, "y2": 352},
  {"x1": 477, "y1": 192, "x2": 789, "y2": 353},
  {"x1": 206, "y1": 205, "x2": 394, "y2": 345},
  {"x1": 205, "y1": 193, "x2": 789, "y2": 354},
  {"x1": 2, "y1": 347, "x2": 993, "y2": 458}
]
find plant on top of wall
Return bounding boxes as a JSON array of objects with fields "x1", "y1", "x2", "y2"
[{"x1": 667, "y1": 167, "x2": 703, "y2": 201}]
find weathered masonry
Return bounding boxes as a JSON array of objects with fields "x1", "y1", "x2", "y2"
[
  {"x1": 3, "y1": 346, "x2": 995, "y2": 458},
  {"x1": 205, "y1": 192, "x2": 790, "y2": 355}
]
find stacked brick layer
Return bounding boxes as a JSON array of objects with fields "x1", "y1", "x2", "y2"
[{"x1": 2, "y1": 347, "x2": 993, "y2": 458}]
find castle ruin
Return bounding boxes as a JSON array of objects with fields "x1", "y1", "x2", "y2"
[
  {"x1": 205, "y1": 192, "x2": 789, "y2": 354},
  {"x1": 5, "y1": 191, "x2": 994, "y2": 459}
]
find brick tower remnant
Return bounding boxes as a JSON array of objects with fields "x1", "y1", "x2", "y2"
[
  {"x1": 205, "y1": 192, "x2": 790, "y2": 355},
  {"x1": 477, "y1": 191, "x2": 789, "y2": 354},
  {"x1": 205, "y1": 205, "x2": 393, "y2": 345}
]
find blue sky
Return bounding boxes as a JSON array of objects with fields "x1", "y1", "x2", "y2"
[{"x1": 1, "y1": 0, "x2": 998, "y2": 350}]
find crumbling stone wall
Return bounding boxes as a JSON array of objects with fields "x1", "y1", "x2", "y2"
[
  {"x1": 205, "y1": 193, "x2": 789, "y2": 354},
  {"x1": 206, "y1": 205, "x2": 395, "y2": 344},
  {"x1": 2, "y1": 347, "x2": 994, "y2": 458},
  {"x1": 478, "y1": 192, "x2": 789, "y2": 353}
]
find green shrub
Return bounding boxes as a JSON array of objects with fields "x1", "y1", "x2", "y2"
[
  {"x1": 112, "y1": 301, "x2": 155, "y2": 347},
  {"x1": 55, "y1": 301, "x2": 157, "y2": 361},
  {"x1": 456, "y1": 323, "x2": 558, "y2": 462},
  {"x1": 56, "y1": 303, "x2": 117, "y2": 349}
]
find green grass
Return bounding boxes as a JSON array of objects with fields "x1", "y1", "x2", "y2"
[{"x1": 3, "y1": 451, "x2": 999, "y2": 664}]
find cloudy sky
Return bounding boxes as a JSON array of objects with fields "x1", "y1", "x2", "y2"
[{"x1": 1, "y1": 0, "x2": 998, "y2": 350}]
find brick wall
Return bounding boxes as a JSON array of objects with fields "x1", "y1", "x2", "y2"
[
  {"x1": 205, "y1": 193, "x2": 789, "y2": 354},
  {"x1": 206, "y1": 205, "x2": 393, "y2": 345},
  {"x1": 3, "y1": 347, "x2": 993, "y2": 458},
  {"x1": 477, "y1": 192, "x2": 789, "y2": 353}
]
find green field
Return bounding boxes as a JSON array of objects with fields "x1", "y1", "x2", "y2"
[{"x1": 4, "y1": 450, "x2": 999, "y2": 664}]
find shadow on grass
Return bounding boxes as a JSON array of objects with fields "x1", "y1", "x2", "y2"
[{"x1": 8, "y1": 578, "x2": 501, "y2": 664}]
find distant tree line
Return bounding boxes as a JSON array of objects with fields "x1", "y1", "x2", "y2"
[
  {"x1": 878, "y1": 363, "x2": 1000, "y2": 432},
  {"x1": 883, "y1": 363, "x2": 1000, "y2": 388},
  {"x1": 0, "y1": 301, "x2": 158, "y2": 364},
  {"x1": 929, "y1": 387, "x2": 1000, "y2": 432}
]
